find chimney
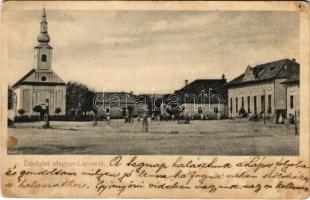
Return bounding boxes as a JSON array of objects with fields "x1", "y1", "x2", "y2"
[
  {"x1": 222, "y1": 73, "x2": 226, "y2": 80},
  {"x1": 185, "y1": 80, "x2": 189, "y2": 86}
]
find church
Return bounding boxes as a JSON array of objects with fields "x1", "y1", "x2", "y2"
[{"x1": 12, "y1": 9, "x2": 66, "y2": 117}]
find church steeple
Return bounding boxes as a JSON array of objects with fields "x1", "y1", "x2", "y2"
[
  {"x1": 37, "y1": 8, "x2": 50, "y2": 43},
  {"x1": 35, "y1": 8, "x2": 52, "y2": 71}
]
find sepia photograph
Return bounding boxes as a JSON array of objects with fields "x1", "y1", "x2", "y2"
[
  {"x1": 1, "y1": 1, "x2": 309, "y2": 199},
  {"x1": 7, "y1": 5, "x2": 300, "y2": 156}
]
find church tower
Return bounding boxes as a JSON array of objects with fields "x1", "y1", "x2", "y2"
[
  {"x1": 34, "y1": 8, "x2": 52, "y2": 71},
  {"x1": 12, "y1": 8, "x2": 66, "y2": 117}
]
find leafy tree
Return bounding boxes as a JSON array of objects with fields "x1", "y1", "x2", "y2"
[
  {"x1": 33, "y1": 105, "x2": 43, "y2": 113},
  {"x1": 8, "y1": 86, "x2": 13, "y2": 109},
  {"x1": 66, "y1": 82, "x2": 95, "y2": 118}
]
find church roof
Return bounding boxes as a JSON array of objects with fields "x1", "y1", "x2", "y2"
[
  {"x1": 12, "y1": 68, "x2": 66, "y2": 88},
  {"x1": 226, "y1": 58, "x2": 299, "y2": 88}
]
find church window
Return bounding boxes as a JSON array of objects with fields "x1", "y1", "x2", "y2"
[
  {"x1": 41, "y1": 54, "x2": 47, "y2": 62},
  {"x1": 41, "y1": 76, "x2": 47, "y2": 81}
]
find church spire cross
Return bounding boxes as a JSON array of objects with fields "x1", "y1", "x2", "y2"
[
  {"x1": 43, "y1": 7, "x2": 46, "y2": 16},
  {"x1": 41, "y1": 7, "x2": 47, "y2": 24}
]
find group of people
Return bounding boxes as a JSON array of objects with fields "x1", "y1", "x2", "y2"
[
  {"x1": 238, "y1": 106, "x2": 263, "y2": 121},
  {"x1": 238, "y1": 106, "x2": 298, "y2": 125},
  {"x1": 122, "y1": 107, "x2": 134, "y2": 123},
  {"x1": 288, "y1": 113, "x2": 296, "y2": 124}
]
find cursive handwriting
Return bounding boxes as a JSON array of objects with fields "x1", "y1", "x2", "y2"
[{"x1": 3, "y1": 156, "x2": 309, "y2": 197}]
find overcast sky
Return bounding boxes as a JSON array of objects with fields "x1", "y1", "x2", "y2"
[{"x1": 8, "y1": 10, "x2": 299, "y2": 94}]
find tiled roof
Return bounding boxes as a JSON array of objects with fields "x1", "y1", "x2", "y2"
[
  {"x1": 226, "y1": 58, "x2": 299, "y2": 87},
  {"x1": 12, "y1": 68, "x2": 36, "y2": 88},
  {"x1": 174, "y1": 79, "x2": 228, "y2": 104},
  {"x1": 12, "y1": 68, "x2": 66, "y2": 88},
  {"x1": 281, "y1": 73, "x2": 300, "y2": 85}
]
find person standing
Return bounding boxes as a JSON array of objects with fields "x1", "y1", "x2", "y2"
[
  {"x1": 91, "y1": 109, "x2": 97, "y2": 126},
  {"x1": 278, "y1": 113, "x2": 284, "y2": 124},
  {"x1": 142, "y1": 111, "x2": 148, "y2": 133},
  {"x1": 106, "y1": 108, "x2": 111, "y2": 125},
  {"x1": 125, "y1": 108, "x2": 129, "y2": 123},
  {"x1": 43, "y1": 99, "x2": 50, "y2": 128}
]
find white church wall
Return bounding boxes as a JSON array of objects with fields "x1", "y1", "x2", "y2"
[
  {"x1": 14, "y1": 87, "x2": 21, "y2": 115},
  {"x1": 53, "y1": 86, "x2": 66, "y2": 115},
  {"x1": 14, "y1": 85, "x2": 66, "y2": 117},
  {"x1": 14, "y1": 85, "x2": 34, "y2": 116}
]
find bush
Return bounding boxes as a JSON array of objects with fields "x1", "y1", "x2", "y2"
[
  {"x1": 17, "y1": 109, "x2": 25, "y2": 115},
  {"x1": 8, "y1": 118, "x2": 15, "y2": 128},
  {"x1": 33, "y1": 105, "x2": 43, "y2": 113},
  {"x1": 55, "y1": 107, "x2": 62, "y2": 114},
  {"x1": 14, "y1": 115, "x2": 31, "y2": 122}
]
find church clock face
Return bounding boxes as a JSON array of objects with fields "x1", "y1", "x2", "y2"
[{"x1": 41, "y1": 76, "x2": 47, "y2": 81}]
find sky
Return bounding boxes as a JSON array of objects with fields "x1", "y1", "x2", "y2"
[{"x1": 7, "y1": 9, "x2": 299, "y2": 94}]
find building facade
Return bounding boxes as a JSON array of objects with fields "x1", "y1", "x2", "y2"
[
  {"x1": 12, "y1": 9, "x2": 66, "y2": 117},
  {"x1": 282, "y1": 78, "x2": 300, "y2": 118},
  {"x1": 226, "y1": 58, "x2": 299, "y2": 118},
  {"x1": 173, "y1": 76, "x2": 228, "y2": 119},
  {"x1": 94, "y1": 92, "x2": 138, "y2": 118}
]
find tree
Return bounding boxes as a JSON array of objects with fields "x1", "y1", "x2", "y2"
[
  {"x1": 66, "y1": 82, "x2": 95, "y2": 119},
  {"x1": 8, "y1": 86, "x2": 13, "y2": 109}
]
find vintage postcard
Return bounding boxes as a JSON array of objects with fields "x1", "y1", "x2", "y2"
[{"x1": 1, "y1": 1, "x2": 309, "y2": 198}]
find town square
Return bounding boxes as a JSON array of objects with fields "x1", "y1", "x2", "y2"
[
  {"x1": 8, "y1": 118, "x2": 298, "y2": 155},
  {"x1": 3, "y1": 1, "x2": 310, "y2": 199},
  {"x1": 7, "y1": 8, "x2": 300, "y2": 155}
]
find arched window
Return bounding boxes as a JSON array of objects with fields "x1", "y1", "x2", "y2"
[{"x1": 41, "y1": 54, "x2": 47, "y2": 62}]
